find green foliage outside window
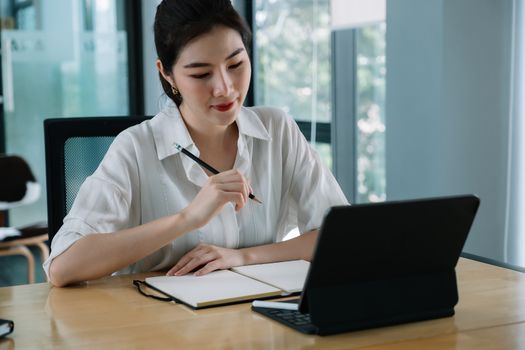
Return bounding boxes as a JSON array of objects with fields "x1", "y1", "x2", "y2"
[
  {"x1": 255, "y1": 0, "x2": 331, "y2": 123},
  {"x1": 254, "y1": 1, "x2": 386, "y2": 203},
  {"x1": 356, "y1": 24, "x2": 386, "y2": 203}
]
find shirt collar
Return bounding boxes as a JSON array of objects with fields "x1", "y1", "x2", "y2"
[
  {"x1": 150, "y1": 100, "x2": 271, "y2": 161},
  {"x1": 236, "y1": 107, "x2": 271, "y2": 141},
  {"x1": 150, "y1": 100, "x2": 193, "y2": 161}
]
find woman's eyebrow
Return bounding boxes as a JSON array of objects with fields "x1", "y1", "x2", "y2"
[{"x1": 183, "y1": 48, "x2": 245, "y2": 69}]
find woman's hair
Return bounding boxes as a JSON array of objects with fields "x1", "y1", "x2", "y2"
[{"x1": 154, "y1": 0, "x2": 252, "y2": 105}]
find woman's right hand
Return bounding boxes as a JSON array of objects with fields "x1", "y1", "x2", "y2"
[{"x1": 180, "y1": 169, "x2": 250, "y2": 229}]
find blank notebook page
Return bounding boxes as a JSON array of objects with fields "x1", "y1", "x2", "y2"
[
  {"x1": 145, "y1": 270, "x2": 281, "y2": 307},
  {"x1": 232, "y1": 260, "x2": 310, "y2": 293}
]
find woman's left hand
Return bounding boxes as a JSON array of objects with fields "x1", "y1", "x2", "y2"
[{"x1": 166, "y1": 244, "x2": 245, "y2": 276}]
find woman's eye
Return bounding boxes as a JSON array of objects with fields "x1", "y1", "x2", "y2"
[
  {"x1": 191, "y1": 73, "x2": 209, "y2": 79},
  {"x1": 229, "y1": 61, "x2": 243, "y2": 70}
]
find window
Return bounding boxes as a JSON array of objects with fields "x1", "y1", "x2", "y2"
[
  {"x1": 252, "y1": 0, "x2": 386, "y2": 204},
  {"x1": 0, "y1": 0, "x2": 135, "y2": 227},
  {"x1": 254, "y1": 0, "x2": 332, "y2": 168},
  {"x1": 355, "y1": 24, "x2": 386, "y2": 203},
  {"x1": 331, "y1": 0, "x2": 386, "y2": 203}
]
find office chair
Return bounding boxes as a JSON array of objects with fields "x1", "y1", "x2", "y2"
[
  {"x1": 44, "y1": 117, "x2": 151, "y2": 247},
  {"x1": 0, "y1": 155, "x2": 49, "y2": 284}
]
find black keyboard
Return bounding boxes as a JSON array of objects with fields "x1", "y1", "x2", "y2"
[{"x1": 252, "y1": 306, "x2": 319, "y2": 334}]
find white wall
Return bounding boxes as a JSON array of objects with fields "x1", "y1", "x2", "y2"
[
  {"x1": 331, "y1": 0, "x2": 386, "y2": 30},
  {"x1": 386, "y1": 0, "x2": 516, "y2": 264}
]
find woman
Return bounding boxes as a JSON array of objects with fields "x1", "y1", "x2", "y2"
[{"x1": 44, "y1": 0, "x2": 348, "y2": 287}]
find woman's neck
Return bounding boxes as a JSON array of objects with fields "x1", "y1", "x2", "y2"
[
  {"x1": 190, "y1": 123, "x2": 238, "y2": 153},
  {"x1": 178, "y1": 107, "x2": 239, "y2": 171}
]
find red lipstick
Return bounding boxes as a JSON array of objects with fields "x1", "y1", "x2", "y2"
[{"x1": 214, "y1": 101, "x2": 234, "y2": 112}]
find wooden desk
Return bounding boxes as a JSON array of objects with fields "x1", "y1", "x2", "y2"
[{"x1": 1, "y1": 258, "x2": 524, "y2": 349}]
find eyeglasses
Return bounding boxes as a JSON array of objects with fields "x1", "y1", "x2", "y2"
[{"x1": 133, "y1": 280, "x2": 173, "y2": 302}]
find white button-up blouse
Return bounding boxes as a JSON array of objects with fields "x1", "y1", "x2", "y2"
[{"x1": 43, "y1": 101, "x2": 348, "y2": 278}]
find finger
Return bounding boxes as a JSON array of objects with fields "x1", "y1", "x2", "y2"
[
  {"x1": 216, "y1": 182, "x2": 248, "y2": 203},
  {"x1": 207, "y1": 182, "x2": 247, "y2": 208},
  {"x1": 167, "y1": 265, "x2": 179, "y2": 276},
  {"x1": 215, "y1": 181, "x2": 245, "y2": 192},
  {"x1": 168, "y1": 258, "x2": 199, "y2": 276},
  {"x1": 210, "y1": 171, "x2": 251, "y2": 201},
  {"x1": 167, "y1": 258, "x2": 192, "y2": 276},
  {"x1": 219, "y1": 168, "x2": 242, "y2": 177},
  {"x1": 210, "y1": 169, "x2": 246, "y2": 184},
  {"x1": 210, "y1": 175, "x2": 244, "y2": 186},
  {"x1": 166, "y1": 245, "x2": 207, "y2": 276},
  {"x1": 244, "y1": 182, "x2": 251, "y2": 202},
  {"x1": 221, "y1": 192, "x2": 245, "y2": 212},
  {"x1": 167, "y1": 258, "x2": 189, "y2": 276},
  {"x1": 173, "y1": 252, "x2": 215, "y2": 276},
  {"x1": 239, "y1": 174, "x2": 250, "y2": 201},
  {"x1": 194, "y1": 260, "x2": 222, "y2": 276},
  {"x1": 170, "y1": 261, "x2": 196, "y2": 276},
  {"x1": 248, "y1": 182, "x2": 254, "y2": 196}
]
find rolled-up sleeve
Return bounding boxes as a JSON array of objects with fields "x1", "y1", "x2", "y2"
[
  {"x1": 284, "y1": 116, "x2": 349, "y2": 234},
  {"x1": 43, "y1": 132, "x2": 138, "y2": 279},
  {"x1": 42, "y1": 177, "x2": 132, "y2": 278}
]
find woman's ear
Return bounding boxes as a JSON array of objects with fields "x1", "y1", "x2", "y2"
[{"x1": 156, "y1": 59, "x2": 174, "y2": 86}]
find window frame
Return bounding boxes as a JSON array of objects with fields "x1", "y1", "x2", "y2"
[
  {"x1": 236, "y1": 0, "x2": 332, "y2": 144},
  {"x1": 0, "y1": 1, "x2": 145, "y2": 153},
  {"x1": 332, "y1": 28, "x2": 357, "y2": 202},
  {"x1": 240, "y1": 0, "x2": 356, "y2": 201}
]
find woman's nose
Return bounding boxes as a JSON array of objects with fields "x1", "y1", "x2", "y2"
[{"x1": 212, "y1": 70, "x2": 233, "y2": 97}]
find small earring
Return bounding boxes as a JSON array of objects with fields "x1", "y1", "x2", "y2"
[{"x1": 171, "y1": 85, "x2": 179, "y2": 96}]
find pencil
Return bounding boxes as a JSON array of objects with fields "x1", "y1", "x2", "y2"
[{"x1": 174, "y1": 143, "x2": 263, "y2": 204}]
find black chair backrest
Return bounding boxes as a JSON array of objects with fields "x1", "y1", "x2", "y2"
[{"x1": 44, "y1": 117, "x2": 151, "y2": 246}]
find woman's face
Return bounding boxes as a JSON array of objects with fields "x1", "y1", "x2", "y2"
[{"x1": 168, "y1": 25, "x2": 251, "y2": 132}]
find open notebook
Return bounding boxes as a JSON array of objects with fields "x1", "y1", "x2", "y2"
[{"x1": 144, "y1": 260, "x2": 310, "y2": 309}]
